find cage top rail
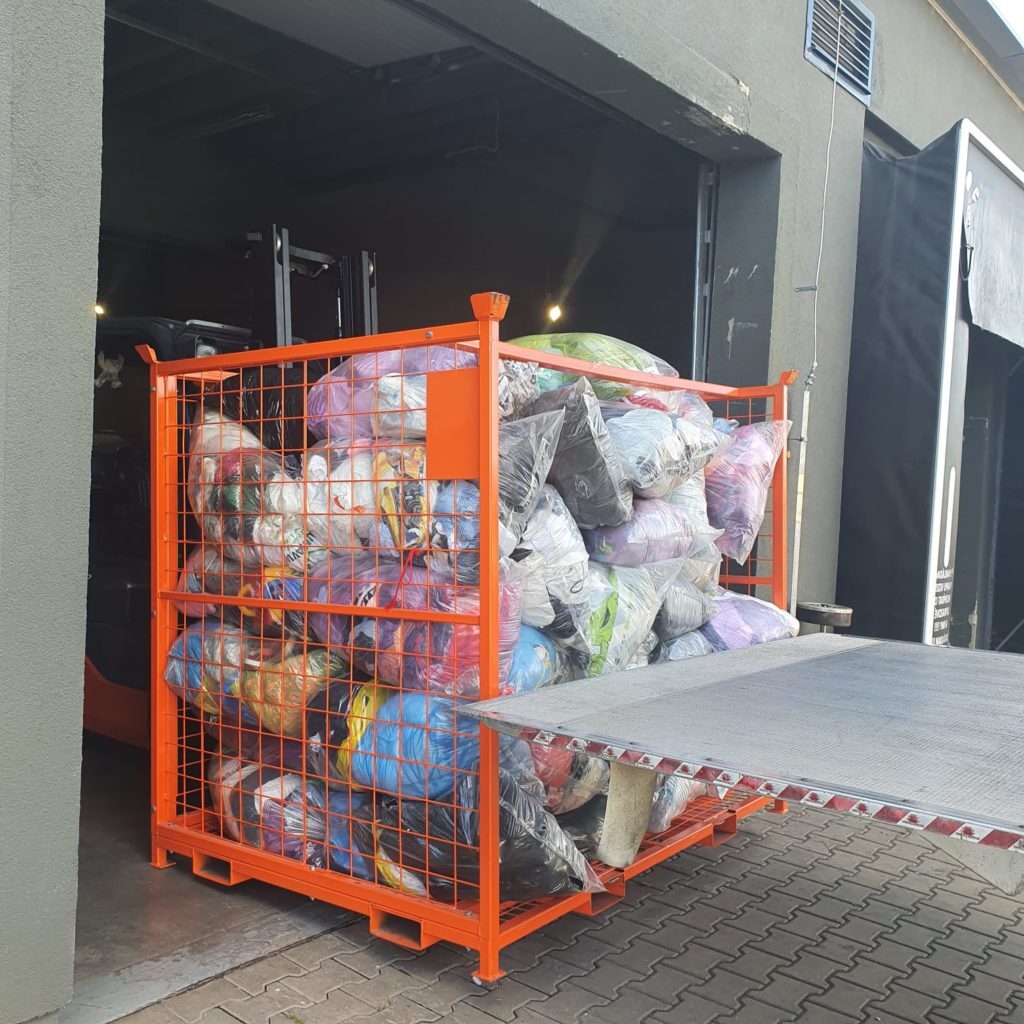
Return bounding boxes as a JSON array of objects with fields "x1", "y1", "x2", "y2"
[{"x1": 134, "y1": 291, "x2": 796, "y2": 400}]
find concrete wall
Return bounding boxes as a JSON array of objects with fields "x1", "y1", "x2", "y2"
[
  {"x1": 0, "y1": 1, "x2": 104, "y2": 1021},
  {"x1": 403, "y1": 0, "x2": 1024, "y2": 606}
]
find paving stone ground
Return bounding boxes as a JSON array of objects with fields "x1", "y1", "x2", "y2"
[{"x1": 115, "y1": 806, "x2": 1024, "y2": 1024}]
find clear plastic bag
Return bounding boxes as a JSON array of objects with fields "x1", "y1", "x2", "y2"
[
  {"x1": 648, "y1": 777, "x2": 711, "y2": 833},
  {"x1": 307, "y1": 348, "x2": 539, "y2": 444},
  {"x1": 508, "y1": 333, "x2": 678, "y2": 398},
  {"x1": 302, "y1": 443, "x2": 376, "y2": 549},
  {"x1": 164, "y1": 618, "x2": 281, "y2": 723},
  {"x1": 306, "y1": 681, "x2": 392, "y2": 782},
  {"x1": 237, "y1": 647, "x2": 346, "y2": 737},
  {"x1": 531, "y1": 379, "x2": 632, "y2": 529},
  {"x1": 354, "y1": 768, "x2": 601, "y2": 903},
  {"x1": 430, "y1": 410, "x2": 564, "y2": 582},
  {"x1": 505, "y1": 625, "x2": 572, "y2": 694},
  {"x1": 583, "y1": 497, "x2": 722, "y2": 567},
  {"x1": 208, "y1": 756, "x2": 330, "y2": 867},
  {"x1": 621, "y1": 387, "x2": 715, "y2": 429},
  {"x1": 700, "y1": 590, "x2": 800, "y2": 651},
  {"x1": 626, "y1": 629, "x2": 659, "y2": 669},
  {"x1": 655, "y1": 574, "x2": 716, "y2": 640},
  {"x1": 576, "y1": 560, "x2": 681, "y2": 675},
  {"x1": 309, "y1": 556, "x2": 521, "y2": 693},
  {"x1": 174, "y1": 547, "x2": 311, "y2": 641},
  {"x1": 604, "y1": 405, "x2": 723, "y2": 499},
  {"x1": 187, "y1": 413, "x2": 318, "y2": 571},
  {"x1": 705, "y1": 420, "x2": 790, "y2": 565},
  {"x1": 533, "y1": 747, "x2": 611, "y2": 814},
  {"x1": 513, "y1": 486, "x2": 591, "y2": 645},
  {"x1": 654, "y1": 630, "x2": 715, "y2": 662},
  {"x1": 207, "y1": 367, "x2": 311, "y2": 456},
  {"x1": 348, "y1": 692, "x2": 479, "y2": 800}
]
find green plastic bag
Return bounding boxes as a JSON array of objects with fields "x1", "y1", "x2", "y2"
[{"x1": 507, "y1": 333, "x2": 678, "y2": 399}]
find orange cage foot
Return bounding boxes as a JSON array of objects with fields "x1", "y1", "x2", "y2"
[
  {"x1": 770, "y1": 799, "x2": 789, "y2": 815},
  {"x1": 473, "y1": 950, "x2": 505, "y2": 986},
  {"x1": 150, "y1": 844, "x2": 174, "y2": 869}
]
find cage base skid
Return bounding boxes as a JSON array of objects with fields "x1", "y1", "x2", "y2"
[{"x1": 152, "y1": 792, "x2": 775, "y2": 981}]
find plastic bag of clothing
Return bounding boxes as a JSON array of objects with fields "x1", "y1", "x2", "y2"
[
  {"x1": 504, "y1": 625, "x2": 572, "y2": 694},
  {"x1": 187, "y1": 414, "x2": 318, "y2": 571},
  {"x1": 430, "y1": 410, "x2": 564, "y2": 582},
  {"x1": 621, "y1": 386, "x2": 716, "y2": 429},
  {"x1": 655, "y1": 574, "x2": 716, "y2": 641},
  {"x1": 306, "y1": 346, "x2": 476, "y2": 444},
  {"x1": 577, "y1": 560, "x2": 681, "y2": 676},
  {"x1": 533, "y1": 747, "x2": 611, "y2": 814},
  {"x1": 664, "y1": 473, "x2": 713, "y2": 531},
  {"x1": 302, "y1": 443, "x2": 376, "y2": 549},
  {"x1": 354, "y1": 768, "x2": 600, "y2": 903},
  {"x1": 324, "y1": 786, "x2": 376, "y2": 879},
  {"x1": 305, "y1": 680, "x2": 393, "y2": 781},
  {"x1": 237, "y1": 647, "x2": 345, "y2": 737},
  {"x1": 164, "y1": 618, "x2": 276, "y2": 724},
  {"x1": 648, "y1": 777, "x2": 711, "y2": 834},
  {"x1": 208, "y1": 756, "x2": 329, "y2": 867},
  {"x1": 188, "y1": 408, "x2": 264, "y2": 458},
  {"x1": 531, "y1": 379, "x2": 632, "y2": 529},
  {"x1": 508, "y1": 333, "x2": 678, "y2": 399},
  {"x1": 583, "y1": 498, "x2": 721, "y2": 567},
  {"x1": 700, "y1": 590, "x2": 799, "y2": 652},
  {"x1": 512, "y1": 486, "x2": 591, "y2": 646},
  {"x1": 557, "y1": 796, "x2": 607, "y2": 856},
  {"x1": 604, "y1": 406, "x2": 722, "y2": 499},
  {"x1": 626, "y1": 630, "x2": 659, "y2": 669},
  {"x1": 309, "y1": 557, "x2": 521, "y2": 692},
  {"x1": 206, "y1": 366, "x2": 310, "y2": 456},
  {"x1": 705, "y1": 420, "x2": 790, "y2": 565},
  {"x1": 654, "y1": 630, "x2": 715, "y2": 662},
  {"x1": 174, "y1": 547, "x2": 311, "y2": 641},
  {"x1": 307, "y1": 348, "x2": 539, "y2": 444},
  {"x1": 349, "y1": 692, "x2": 479, "y2": 800}
]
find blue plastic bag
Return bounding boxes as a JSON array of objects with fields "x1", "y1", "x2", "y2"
[{"x1": 350, "y1": 692, "x2": 480, "y2": 800}]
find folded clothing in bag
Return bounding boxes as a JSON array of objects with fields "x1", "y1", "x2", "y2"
[
  {"x1": 513, "y1": 485, "x2": 591, "y2": 646},
  {"x1": 603, "y1": 405, "x2": 722, "y2": 499},
  {"x1": 705, "y1": 420, "x2": 790, "y2": 565},
  {"x1": 655, "y1": 574, "x2": 716, "y2": 641},
  {"x1": 531, "y1": 379, "x2": 632, "y2": 529},
  {"x1": 575, "y1": 560, "x2": 681, "y2": 675},
  {"x1": 654, "y1": 630, "x2": 715, "y2": 662}
]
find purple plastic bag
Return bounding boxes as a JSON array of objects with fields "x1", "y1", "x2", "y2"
[
  {"x1": 699, "y1": 590, "x2": 799, "y2": 652},
  {"x1": 582, "y1": 498, "x2": 721, "y2": 567},
  {"x1": 705, "y1": 420, "x2": 790, "y2": 565}
]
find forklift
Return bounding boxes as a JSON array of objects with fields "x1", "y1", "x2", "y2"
[{"x1": 84, "y1": 227, "x2": 378, "y2": 746}]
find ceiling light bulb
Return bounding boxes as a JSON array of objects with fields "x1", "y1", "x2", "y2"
[
  {"x1": 94, "y1": 303, "x2": 106, "y2": 316},
  {"x1": 547, "y1": 304, "x2": 562, "y2": 323}
]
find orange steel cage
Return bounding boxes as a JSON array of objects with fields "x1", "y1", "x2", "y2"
[{"x1": 143, "y1": 292, "x2": 794, "y2": 982}]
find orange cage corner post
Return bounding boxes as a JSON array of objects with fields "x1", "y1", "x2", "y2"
[{"x1": 143, "y1": 295, "x2": 795, "y2": 981}]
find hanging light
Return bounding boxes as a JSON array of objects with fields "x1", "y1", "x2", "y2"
[
  {"x1": 94, "y1": 303, "x2": 106, "y2": 316},
  {"x1": 546, "y1": 304, "x2": 563, "y2": 323}
]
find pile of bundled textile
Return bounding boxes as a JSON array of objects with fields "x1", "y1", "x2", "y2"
[{"x1": 164, "y1": 333, "x2": 796, "y2": 901}]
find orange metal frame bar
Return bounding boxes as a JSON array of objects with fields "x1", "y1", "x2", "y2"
[{"x1": 141, "y1": 293, "x2": 796, "y2": 981}]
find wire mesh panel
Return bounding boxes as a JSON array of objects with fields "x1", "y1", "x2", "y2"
[{"x1": 144, "y1": 295, "x2": 793, "y2": 980}]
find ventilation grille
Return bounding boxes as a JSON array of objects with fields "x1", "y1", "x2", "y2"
[{"x1": 805, "y1": 0, "x2": 875, "y2": 105}]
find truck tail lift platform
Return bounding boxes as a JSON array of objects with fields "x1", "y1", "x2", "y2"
[{"x1": 466, "y1": 633, "x2": 1024, "y2": 867}]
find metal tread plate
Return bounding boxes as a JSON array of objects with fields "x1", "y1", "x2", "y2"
[{"x1": 466, "y1": 634, "x2": 1024, "y2": 850}]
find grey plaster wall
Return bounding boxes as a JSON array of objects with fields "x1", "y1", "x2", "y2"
[
  {"x1": 402, "y1": 0, "x2": 1024, "y2": 606},
  {"x1": 0, "y1": 0, "x2": 104, "y2": 1021}
]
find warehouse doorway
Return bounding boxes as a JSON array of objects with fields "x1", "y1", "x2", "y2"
[{"x1": 75, "y1": 1, "x2": 710, "y2": 1019}]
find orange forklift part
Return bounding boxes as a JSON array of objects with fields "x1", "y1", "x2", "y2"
[{"x1": 142, "y1": 293, "x2": 794, "y2": 981}]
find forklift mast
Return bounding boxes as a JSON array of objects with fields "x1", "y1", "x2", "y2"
[{"x1": 246, "y1": 224, "x2": 378, "y2": 345}]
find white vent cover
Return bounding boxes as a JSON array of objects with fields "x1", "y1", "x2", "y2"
[{"x1": 805, "y1": 0, "x2": 875, "y2": 105}]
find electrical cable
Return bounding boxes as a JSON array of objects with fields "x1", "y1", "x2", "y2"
[{"x1": 789, "y1": 2, "x2": 844, "y2": 616}]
